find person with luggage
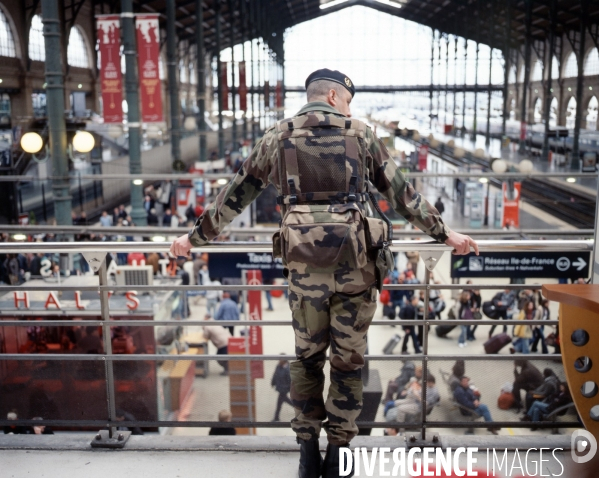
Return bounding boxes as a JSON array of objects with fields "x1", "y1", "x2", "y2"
[
  {"x1": 453, "y1": 376, "x2": 500, "y2": 435},
  {"x1": 530, "y1": 298, "x2": 550, "y2": 354},
  {"x1": 512, "y1": 360, "x2": 543, "y2": 412},
  {"x1": 465, "y1": 281, "x2": 481, "y2": 341},
  {"x1": 390, "y1": 272, "x2": 411, "y2": 319},
  {"x1": 511, "y1": 299, "x2": 535, "y2": 354},
  {"x1": 488, "y1": 290, "x2": 516, "y2": 338},
  {"x1": 457, "y1": 290, "x2": 472, "y2": 348},
  {"x1": 399, "y1": 295, "x2": 422, "y2": 354}
]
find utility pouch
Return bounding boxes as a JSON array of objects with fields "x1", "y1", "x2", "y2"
[{"x1": 272, "y1": 230, "x2": 282, "y2": 259}]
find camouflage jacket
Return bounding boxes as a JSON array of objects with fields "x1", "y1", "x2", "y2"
[{"x1": 189, "y1": 101, "x2": 452, "y2": 247}]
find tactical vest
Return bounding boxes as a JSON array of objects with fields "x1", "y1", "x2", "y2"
[{"x1": 272, "y1": 113, "x2": 389, "y2": 276}]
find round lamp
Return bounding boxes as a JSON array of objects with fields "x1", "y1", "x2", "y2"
[
  {"x1": 454, "y1": 147, "x2": 465, "y2": 158},
  {"x1": 72, "y1": 131, "x2": 95, "y2": 153},
  {"x1": 474, "y1": 148, "x2": 486, "y2": 159},
  {"x1": 447, "y1": 139, "x2": 455, "y2": 148},
  {"x1": 107, "y1": 124, "x2": 123, "y2": 139},
  {"x1": 412, "y1": 130, "x2": 420, "y2": 141},
  {"x1": 20, "y1": 132, "x2": 44, "y2": 154},
  {"x1": 518, "y1": 159, "x2": 534, "y2": 173},
  {"x1": 401, "y1": 128, "x2": 408, "y2": 137},
  {"x1": 184, "y1": 116, "x2": 197, "y2": 131},
  {"x1": 491, "y1": 158, "x2": 508, "y2": 173}
]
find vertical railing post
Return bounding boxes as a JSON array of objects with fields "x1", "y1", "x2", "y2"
[
  {"x1": 99, "y1": 260, "x2": 117, "y2": 438},
  {"x1": 420, "y1": 268, "x2": 431, "y2": 441}
]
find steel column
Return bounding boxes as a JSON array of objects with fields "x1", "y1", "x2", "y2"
[
  {"x1": 501, "y1": 2, "x2": 511, "y2": 140},
  {"x1": 120, "y1": 0, "x2": 146, "y2": 225},
  {"x1": 542, "y1": 0, "x2": 556, "y2": 162},
  {"x1": 229, "y1": 0, "x2": 236, "y2": 151},
  {"x1": 41, "y1": 0, "x2": 72, "y2": 227},
  {"x1": 453, "y1": 33, "x2": 458, "y2": 132},
  {"x1": 462, "y1": 37, "x2": 467, "y2": 133},
  {"x1": 196, "y1": 0, "x2": 207, "y2": 162},
  {"x1": 166, "y1": 0, "x2": 181, "y2": 169},
  {"x1": 571, "y1": 0, "x2": 587, "y2": 170},
  {"x1": 429, "y1": 29, "x2": 435, "y2": 130},
  {"x1": 472, "y1": 41, "x2": 479, "y2": 141},
  {"x1": 444, "y1": 34, "x2": 450, "y2": 129},
  {"x1": 216, "y1": 1, "x2": 224, "y2": 157},
  {"x1": 519, "y1": 0, "x2": 533, "y2": 155},
  {"x1": 241, "y1": 0, "x2": 248, "y2": 142}
]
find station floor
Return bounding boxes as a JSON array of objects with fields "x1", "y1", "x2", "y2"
[{"x1": 169, "y1": 180, "x2": 577, "y2": 441}]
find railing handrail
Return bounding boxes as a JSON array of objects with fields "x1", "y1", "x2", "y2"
[
  {"x1": 1, "y1": 171, "x2": 597, "y2": 181},
  {"x1": 0, "y1": 239, "x2": 593, "y2": 254},
  {"x1": 3, "y1": 225, "x2": 593, "y2": 237}
]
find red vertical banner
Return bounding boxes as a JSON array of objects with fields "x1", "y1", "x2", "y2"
[
  {"x1": 246, "y1": 270, "x2": 264, "y2": 379},
  {"x1": 135, "y1": 14, "x2": 163, "y2": 123},
  {"x1": 418, "y1": 144, "x2": 429, "y2": 171},
  {"x1": 97, "y1": 15, "x2": 123, "y2": 123},
  {"x1": 238, "y1": 61, "x2": 247, "y2": 112},
  {"x1": 276, "y1": 80, "x2": 283, "y2": 109},
  {"x1": 502, "y1": 181, "x2": 521, "y2": 228},
  {"x1": 220, "y1": 62, "x2": 229, "y2": 110},
  {"x1": 264, "y1": 80, "x2": 270, "y2": 109}
]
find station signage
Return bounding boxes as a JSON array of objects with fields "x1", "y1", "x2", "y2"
[
  {"x1": 10, "y1": 290, "x2": 140, "y2": 311},
  {"x1": 451, "y1": 251, "x2": 591, "y2": 279},
  {"x1": 208, "y1": 252, "x2": 284, "y2": 280}
]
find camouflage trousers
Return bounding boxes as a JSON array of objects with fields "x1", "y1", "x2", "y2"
[{"x1": 288, "y1": 261, "x2": 377, "y2": 445}]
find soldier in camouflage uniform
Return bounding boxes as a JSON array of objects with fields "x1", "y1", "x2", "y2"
[{"x1": 171, "y1": 68, "x2": 478, "y2": 478}]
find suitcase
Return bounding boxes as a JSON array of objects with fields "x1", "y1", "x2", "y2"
[
  {"x1": 383, "y1": 334, "x2": 402, "y2": 355},
  {"x1": 383, "y1": 304, "x2": 396, "y2": 320},
  {"x1": 484, "y1": 333, "x2": 512, "y2": 354},
  {"x1": 435, "y1": 324, "x2": 457, "y2": 338}
]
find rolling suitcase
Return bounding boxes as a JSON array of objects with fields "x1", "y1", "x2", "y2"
[
  {"x1": 484, "y1": 333, "x2": 512, "y2": 354},
  {"x1": 383, "y1": 334, "x2": 402, "y2": 355},
  {"x1": 435, "y1": 324, "x2": 457, "y2": 338}
]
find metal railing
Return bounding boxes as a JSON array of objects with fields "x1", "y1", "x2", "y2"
[{"x1": 0, "y1": 240, "x2": 590, "y2": 443}]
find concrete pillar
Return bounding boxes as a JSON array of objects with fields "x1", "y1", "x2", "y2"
[
  {"x1": 166, "y1": 0, "x2": 181, "y2": 167},
  {"x1": 196, "y1": 0, "x2": 207, "y2": 162},
  {"x1": 519, "y1": 0, "x2": 533, "y2": 154},
  {"x1": 571, "y1": 0, "x2": 587, "y2": 169}
]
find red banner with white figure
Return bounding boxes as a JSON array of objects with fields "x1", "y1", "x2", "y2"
[
  {"x1": 220, "y1": 62, "x2": 229, "y2": 111},
  {"x1": 97, "y1": 15, "x2": 123, "y2": 123},
  {"x1": 136, "y1": 14, "x2": 163, "y2": 123},
  {"x1": 238, "y1": 61, "x2": 247, "y2": 112}
]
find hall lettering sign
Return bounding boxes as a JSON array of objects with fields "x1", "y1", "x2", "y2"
[
  {"x1": 11, "y1": 290, "x2": 140, "y2": 311},
  {"x1": 451, "y1": 251, "x2": 591, "y2": 279}
]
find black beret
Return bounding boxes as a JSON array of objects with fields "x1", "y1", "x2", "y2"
[{"x1": 305, "y1": 68, "x2": 355, "y2": 97}]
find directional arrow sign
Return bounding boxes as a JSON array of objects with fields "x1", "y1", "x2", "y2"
[{"x1": 573, "y1": 257, "x2": 587, "y2": 271}]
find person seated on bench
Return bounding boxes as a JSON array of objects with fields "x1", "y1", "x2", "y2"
[
  {"x1": 448, "y1": 360, "x2": 465, "y2": 393},
  {"x1": 522, "y1": 382, "x2": 572, "y2": 430},
  {"x1": 382, "y1": 362, "x2": 417, "y2": 403},
  {"x1": 383, "y1": 365, "x2": 423, "y2": 415},
  {"x1": 523, "y1": 368, "x2": 560, "y2": 415},
  {"x1": 385, "y1": 374, "x2": 440, "y2": 426},
  {"x1": 453, "y1": 376, "x2": 500, "y2": 435}
]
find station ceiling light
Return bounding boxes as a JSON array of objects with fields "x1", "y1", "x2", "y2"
[
  {"x1": 151, "y1": 235, "x2": 166, "y2": 242},
  {"x1": 479, "y1": 177, "x2": 488, "y2": 183},
  {"x1": 20, "y1": 132, "x2": 44, "y2": 154},
  {"x1": 133, "y1": 179, "x2": 144, "y2": 185},
  {"x1": 12, "y1": 234, "x2": 27, "y2": 241},
  {"x1": 566, "y1": 177, "x2": 576, "y2": 183},
  {"x1": 217, "y1": 178, "x2": 228, "y2": 185},
  {"x1": 72, "y1": 131, "x2": 95, "y2": 153}
]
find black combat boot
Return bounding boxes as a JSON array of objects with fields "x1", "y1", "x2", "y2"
[
  {"x1": 322, "y1": 442, "x2": 353, "y2": 478},
  {"x1": 297, "y1": 437, "x2": 323, "y2": 478}
]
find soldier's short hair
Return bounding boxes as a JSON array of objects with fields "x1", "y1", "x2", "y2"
[{"x1": 306, "y1": 79, "x2": 347, "y2": 101}]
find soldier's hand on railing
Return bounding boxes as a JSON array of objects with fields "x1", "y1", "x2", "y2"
[
  {"x1": 445, "y1": 230, "x2": 480, "y2": 256},
  {"x1": 170, "y1": 234, "x2": 193, "y2": 257}
]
